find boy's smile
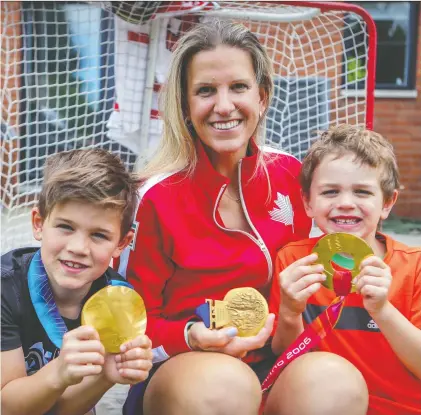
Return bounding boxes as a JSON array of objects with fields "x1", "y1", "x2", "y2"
[
  {"x1": 32, "y1": 201, "x2": 130, "y2": 304},
  {"x1": 303, "y1": 152, "x2": 397, "y2": 254}
]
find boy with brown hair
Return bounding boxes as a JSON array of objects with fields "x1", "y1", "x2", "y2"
[
  {"x1": 269, "y1": 125, "x2": 421, "y2": 414},
  {"x1": 1, "y1": 148, "x2": 153, "y2": 415}
]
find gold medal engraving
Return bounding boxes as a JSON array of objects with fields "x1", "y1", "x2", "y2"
[
  {"x1": 206, "y1": 287, "x2": 268, "y2": 337},
  {"x1": 81, "y1": 286, "x2": 147, "y2": 353},
  {"x1": 312, "y1": 233, "x2": 373, "y2": 293},
  {"x1": 207, "y1": 299, "x2": 232, "y2": 329}
]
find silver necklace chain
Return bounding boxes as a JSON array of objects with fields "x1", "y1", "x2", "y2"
[{"x1": 224, "y1": 189, "x2": 241, "y2": 203}]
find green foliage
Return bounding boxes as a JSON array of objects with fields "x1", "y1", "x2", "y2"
[{"x1": 346, "y1": 56, "x2": 367, "y2": 83}]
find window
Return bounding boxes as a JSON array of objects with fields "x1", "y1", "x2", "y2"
[{"x1": 345, "y1": 2, "x2": 419, "y2": 91}]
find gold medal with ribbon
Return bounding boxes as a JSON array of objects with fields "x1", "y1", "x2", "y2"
[
  {"x1": 195, "y1": 287, "x2": 268, "y2": 337},
  {"x1": 312, "y1": 232, "x2": 374, "y2": 295},
  {"x1": 81, "y1": 285, "x2": 147, "y2": 353}
]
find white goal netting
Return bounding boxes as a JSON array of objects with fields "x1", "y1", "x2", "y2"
[{"x1": 1, "y1": 1, "x2": 376, "y2": 252}]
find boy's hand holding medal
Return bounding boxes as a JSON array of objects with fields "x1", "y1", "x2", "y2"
[
  {"x1": 353, "y1": 255, "x2": 393, "y2": 316},
  {"x1": 80, "y1": 285, "x2": 153, "y2": 385}
]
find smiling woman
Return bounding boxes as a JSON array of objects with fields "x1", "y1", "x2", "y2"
[
  {"x1": 116, "y1": 19, "x2": 368, "y2": 415},
  {"x1": 186, "y1": 45, "x2": 265, "y2": 160}
]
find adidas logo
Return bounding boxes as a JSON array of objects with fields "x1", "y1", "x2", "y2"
[{"x1": 367, "y1": 319, "x2": 379, "y2": 330}]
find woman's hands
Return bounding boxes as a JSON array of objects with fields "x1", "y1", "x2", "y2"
[{"x1": 187, "y1": 314, "x2": 275, "y2": 358}]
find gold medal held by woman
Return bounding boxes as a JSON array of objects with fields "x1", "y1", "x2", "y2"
[
  {"x1": 81, "y1": 285, "x2": 147, "y2": 353},
  {"x1": 196, "y1": 287, "x2": 268, "y2": 337}
]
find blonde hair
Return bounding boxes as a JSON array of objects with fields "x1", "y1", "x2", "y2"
[
  {"x1": 140, "y1": 19, "x2": 274, "y2": 180},
  {"x1": 300, "y1": 124, "x2": 400, "y2": 201},
  {"x1": 38, "y1": 148, "x2": 139, "y2": 237}
]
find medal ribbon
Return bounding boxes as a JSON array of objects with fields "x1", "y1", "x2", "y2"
[
  {"x1": 28, "y1": 250, "x2": 133, "y2": 348},
  {"x1": 261, "y1": 269, "x2": 352, "y2": 394},
  {"x1": 28, "y1": 250, "x2": 68, "y2": 348}
]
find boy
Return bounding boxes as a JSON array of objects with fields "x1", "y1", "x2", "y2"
[
  {"x1": 1, "y1": 149, "x2": 153, "y2": 415},
  {"x1": 269, "y1": 125, "x2": 421, "y2": 414}
]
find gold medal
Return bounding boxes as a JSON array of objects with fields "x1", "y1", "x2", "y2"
[
  {"x1": 312, "y1": 233, "x2": 373, "y2": 293},
  {"x1": 202, "y1": 287, "x2": 268, "y2": 337},
  {"x1": 81, "y1": 285, "x2": 147, "y2": 353}
]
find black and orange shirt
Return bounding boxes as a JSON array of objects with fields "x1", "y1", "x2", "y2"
[{"x1": 269, "y1": 233, "x2": 421, "y2": 415}]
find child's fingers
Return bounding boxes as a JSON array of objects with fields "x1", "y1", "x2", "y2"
[
  {"x1": 356, "y1": 276, "x2": 390, "y2": 292},
  {"x1": 116, "y1": 357, "x2": 153, "y2": 371},
  {"x1": 355, "y1": 265, "x2": 391, "y2": 289},
  {"x1": 291, "y1": 253, "x2": 319, "y2": 267},
  {"x1": 360, "y1": 284, "x2": 388, "y2": 298},
  {"x1": 282, "y1": 274, "x2": 324, "y2": 300},
  {"x1": 117, "y1": 368, "x2": 150, "y2": 383},
  {"x1": 296, "y1": 265, "x2": 324, "y2": 280},
  {"x1": 360, "y1": 255, "x2": 388, "y2": 269},
  {"x1": 65, "y1": 325, "x2": 100, "y2": 342},
  {"x1": 292, "y1": 273, "x2": 326, "y2": 293},
  {"x1": 358, "y1": 265, "x2": 390, "y2": 278},
  {"x1": 67, "y1": 364, "x2": 103, "y2": 379},
  {"x1": 62, "y1": 339, "x2": 105, "y2": 355},
  {"x1": 283, "y1": 264, "x2": 324, "y2": 285},
  {"x1": 294, "y1": 282, "x2": 322, "y2": 302},
  {"x1": 281, "y1": 254, "x2": 320, "y2": 281},
  {"x1": 115, "y1": 346, "x2": 153, "y2": 363},
  {"x1": 65, "y1": 351, "x2": 105, "y2": 366},
  {"x1": 120, "y1": 335, "x2": 152, "y2": 353}
]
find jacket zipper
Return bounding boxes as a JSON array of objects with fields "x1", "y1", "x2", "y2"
[{"x1": 212, "y1": 161, "x2": 273, "y2": 283}]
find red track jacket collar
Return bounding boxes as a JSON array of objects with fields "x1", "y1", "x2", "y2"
[{"x1": 192, "y1": 138, "x2": 269, "y2": 207}]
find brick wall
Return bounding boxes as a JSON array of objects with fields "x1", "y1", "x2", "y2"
[{"x1": 373, "y1": 9, "x2": 421, "y2": 219}]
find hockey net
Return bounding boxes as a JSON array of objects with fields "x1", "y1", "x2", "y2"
[{"x1": 1, "y1": 1, "x2": 376, "y2": 252}]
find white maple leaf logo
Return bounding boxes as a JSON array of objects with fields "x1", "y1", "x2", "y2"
[{"x1": 269, "y1": 192, "x2": 294, "y2": 230}]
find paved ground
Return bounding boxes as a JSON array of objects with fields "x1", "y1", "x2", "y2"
[{"x1": 96, "y1": 384, "x2": 130, "y2": 415}]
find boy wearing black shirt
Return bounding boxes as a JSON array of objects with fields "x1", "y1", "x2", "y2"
[{"x1": 1, "y1": 149, "x2": 153, "y2": 415}]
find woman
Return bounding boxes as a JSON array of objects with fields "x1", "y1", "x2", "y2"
[{"x1": 119, "y1": 19, "x2": 368, "y2": 415}]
